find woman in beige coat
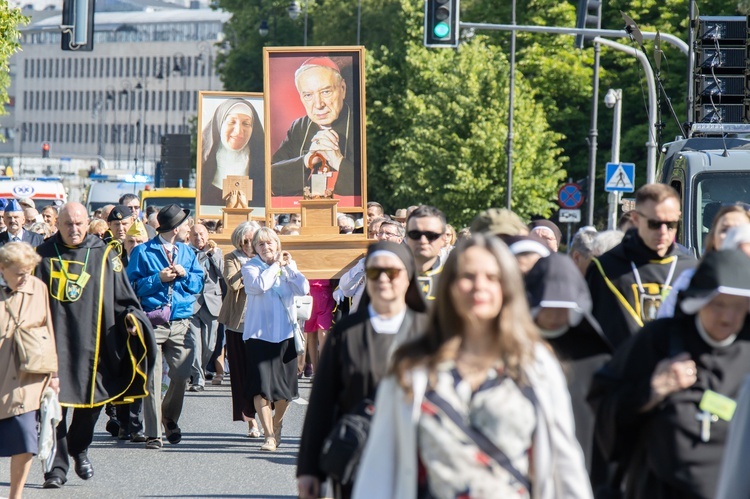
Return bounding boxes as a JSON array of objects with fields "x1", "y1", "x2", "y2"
[
  {"x1": 218, "y1": 221, "x2": 261, "y2": 438},
  {"x1": 0, "y1": 242, "x2": 58, "y2": 499}
]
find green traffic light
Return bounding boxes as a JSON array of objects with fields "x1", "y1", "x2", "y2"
[{"x1": 434, "y1": 21, "x2": 450, "y2": 38}]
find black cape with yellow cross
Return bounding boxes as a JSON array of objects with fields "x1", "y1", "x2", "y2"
[{"x1": 35, "y1": 232, "x2": 157, "y2": 408}]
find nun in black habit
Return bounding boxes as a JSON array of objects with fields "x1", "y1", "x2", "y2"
[
  {"x1": 524, "y1": 252, "x2": 612, "y2": 483},
  {"x1": 296, "y1": 241, "x2": 427, "y2": 499},
  {"x1": 588, "y1": 249, "x2": 750, "y2": 499}
]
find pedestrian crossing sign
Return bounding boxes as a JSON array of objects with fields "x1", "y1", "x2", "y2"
[{"x1": 605, "y1": 162, "x2": 635, "y2": 193}]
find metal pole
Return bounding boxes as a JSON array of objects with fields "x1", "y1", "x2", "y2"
[
  {"x1": 687, "y1": 0, "x2": 696, "y2": 122},
  {"x1": 303, "y1": 0, "x2": 308, "y2": 46},
  {"x1": 356, "y1": 0, "x2": 361, "y2": 45},
  {"x1": 586, "y1": 42, "x2": 600, "y2": 227},
  {"x1": 607, "y1": 89, "x2": 622, "y2": 230},
  {"x1": 594, "y1": 37, "x2": 658, "y2": 183},
  {"x1": 505, "y1": 0, "x2": 516, "y2": 210},
  {"x1": 459, "y1": 23, "x2": 689, "y2": 54}
]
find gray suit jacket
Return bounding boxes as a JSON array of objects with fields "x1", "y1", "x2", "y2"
[
  {"x1": 0, "y1": 229, "x2": 44, "y2": 248},
  {"x1": 193, "y1": 246, "x2": 224, "y2": 317}
]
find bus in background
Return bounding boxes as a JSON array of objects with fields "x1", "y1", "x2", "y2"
[
  {"x1": 82, "y1": 174, "x2": 153, "y2": 215},
  {"x1": 139, "y1": 187, "x2": 196, "y2": 219},
  {"x1": 0, "y1": 177, "x2": 67, "y2": 209}
]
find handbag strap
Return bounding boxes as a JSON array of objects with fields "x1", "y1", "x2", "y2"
[{"x1": 424, "y1": 389, "x2": 533, "y2": 492}]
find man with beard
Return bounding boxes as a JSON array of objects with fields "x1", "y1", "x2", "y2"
[{"x1": 36, "y1": 202, "x2": 155, "y2": 488}]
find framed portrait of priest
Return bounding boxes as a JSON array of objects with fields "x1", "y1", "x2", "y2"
[
  {"x1": 196, "y1": 91, "x2": 266, "y2": 218},
  {"x1": 263, "y1": 47, "x2": 367, "y2": 216}
]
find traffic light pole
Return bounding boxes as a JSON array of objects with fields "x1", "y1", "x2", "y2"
[{"x1": 506, "y1": 0, "x2": 516, "y2": 210}]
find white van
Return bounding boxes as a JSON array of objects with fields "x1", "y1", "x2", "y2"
[
  {"x1": 83, "y1": 174, "x2": 153, "y2": 214},
  {"x1": 0, "y1": 178, "x2": 67, "y2": 209}
]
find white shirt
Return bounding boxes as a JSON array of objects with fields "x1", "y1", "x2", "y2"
[{"x1": 241, "y1": 256, "x2": 310, "y2": 343}]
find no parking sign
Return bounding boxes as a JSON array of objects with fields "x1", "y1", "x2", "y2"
[{"x1": 557, "y1": 183, "x2": 584, "y2": 209}]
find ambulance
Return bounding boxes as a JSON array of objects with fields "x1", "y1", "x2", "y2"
[{"x1": 0, "y1": 177, "x2": 67, "y2": 209}]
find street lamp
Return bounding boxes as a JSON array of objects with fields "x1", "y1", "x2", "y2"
[
  {"x1": 262, "y1": 1, "x2": 308, "y2": 45},
  {"x1": 172, "y1": 52, "x2": 188, "y2": 134},
  {"x1": 605, "y1": 88, "x2": 623, "y2": 230},
  {"x1": 197, "y1": 41, "x2": 214, "y2": 91}
]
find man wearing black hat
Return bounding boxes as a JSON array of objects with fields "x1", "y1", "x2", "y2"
[
  {"x1": 0, "y1": 199, "x2": 43, "y2": 247},
  {"x1": 127, "y1": 204, "x2": 204, "y2": 449},
  {"x1": 36, "y1": 202, "x2": 155, "y2": 488}
]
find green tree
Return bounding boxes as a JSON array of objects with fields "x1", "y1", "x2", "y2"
[
  {"x1": 0, "y1": 3, "x2": 26, "y2": 140},
  {"x1": 369, "y1": 36, "x2": 566, "y2": 226}
]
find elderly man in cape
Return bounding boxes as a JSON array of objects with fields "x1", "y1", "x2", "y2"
[
  {"x1": 36, "y1": 202, "x2": 155, "y2": 489},
  {"x1": 271, "y1": 56, "x2": 359, "y2": 197}
]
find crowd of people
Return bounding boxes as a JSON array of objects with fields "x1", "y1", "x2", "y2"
[{"x1": 4, "y1": 185, "x2": 750, "y2": 499}]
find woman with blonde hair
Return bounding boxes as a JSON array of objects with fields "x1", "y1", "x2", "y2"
[
  {"x1": 242, "y1": 227, "x2": 309, "y2": 451},
  {"x1": 353, "y1": 235, "x2": 591, "y2": 499},
  {"x1": 218, "y1": 221, "x2": 261, "y2": 437},
  {"x1": 0, "y1": 242, "x2": 58, "y2": 499}
]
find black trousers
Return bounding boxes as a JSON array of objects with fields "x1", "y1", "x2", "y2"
[
  {"x1": 45, "y1": 405, "x2": 103, "y2": 480},
  {"x1": 115, "y1": 399, "x2": 143, "y2": 434}
]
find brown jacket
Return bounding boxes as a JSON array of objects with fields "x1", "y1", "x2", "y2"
[
  {"x1": 218, "y1": 250, "x2": 249, "y2": 332},
  {"x1": 0, "y1": 276, "x2": 57, "y2": 419}
]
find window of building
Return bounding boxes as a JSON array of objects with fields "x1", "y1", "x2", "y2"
[
  {"x1": 23, "y1": 59, "x2": 28, "y2": 78},
  {"x1": 125, "y1": 57, "x2": 130, "y2": 77},
  {"x1": 158, "y1": 90, "x2": 163, "y2": 111},
  {"x1": 118, "y1": 58, "x2": 123, "y2": 78},
  {"x1": 54, "y1": 59, "x2": 59, "y2": 78}
]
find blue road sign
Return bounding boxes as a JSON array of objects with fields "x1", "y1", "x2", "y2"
[
  {"x1": 605, "y1": 162, "x2": 635, "y2": 193},
  {"x1": 558, "y1": 183, "x2": 584, "y2": 209}
]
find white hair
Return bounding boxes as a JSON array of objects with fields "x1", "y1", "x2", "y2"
[{"x1": 591, "y1": 230, "x2": 625, "y2": 257}]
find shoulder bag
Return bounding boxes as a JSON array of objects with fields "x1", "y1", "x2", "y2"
[
  {"x1": 274, "y1": 287, "x2": 306, "y2": 355},
  {"x1": 295, "y1": 295, "x2": 314, "y2": 322},
  {"x1": 3, "y1": 289, "x2": 58, "y2": 374}
]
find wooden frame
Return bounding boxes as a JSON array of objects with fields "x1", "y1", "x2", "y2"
[
  {"x1": 196, "y1": 91, "x2": 266, "y2": 219},
  {"x1": 263, "y1": 46, "x2": 368, "y2": 226}
]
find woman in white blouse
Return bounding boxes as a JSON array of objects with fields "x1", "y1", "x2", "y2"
[{"x1": 242, "y1": 227, "x2": 309, "y2": 452}]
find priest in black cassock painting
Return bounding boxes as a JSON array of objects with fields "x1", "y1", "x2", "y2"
[
  {"x1": 588, "y1": 249, "x2": 750, "y2": 499},
  {"x1": 34, "y1": 202, "x2": 156, "y2": 490}
]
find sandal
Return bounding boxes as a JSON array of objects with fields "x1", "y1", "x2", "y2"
[
  {"x1": 260, "y1": 437, "x2": 277, "y2": 451},
  {"x1": 164, "y1": 421, "x2": 182, "y2": 444},
  {"x1": 145, "y1": 438, "x2": 163, "y2": 449},
  {"x1": 247, "y1": 421, "x2": 261, "y2": 438},
  {"x1": 211, "y1": 374, "x2": 223, "y2": 386}
]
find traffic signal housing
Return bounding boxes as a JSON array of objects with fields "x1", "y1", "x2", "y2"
[
  {"x1": 42, "y1": 142, "x2": 50, "y2": 158},
  {"x1": 62, "y1": 0, "x2": 95, "y2": 51},
  {"x1": 575, "y1": 0, "x2": 602, "y2": 49},
  {"x1": 424, "y1": 0, "x2": 459, "y2": 48}
]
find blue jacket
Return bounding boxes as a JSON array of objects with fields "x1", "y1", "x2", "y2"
[{"x1": 127, "y1": 237, "x2": 204, "y2": 320}]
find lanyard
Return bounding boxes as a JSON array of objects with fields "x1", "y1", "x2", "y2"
[
  {"x1": 631, "y1": 259, "x2": 678, "y2": 296},
  {"x1": 53, "y1": 243, "x2": 91, "y2": 283}
]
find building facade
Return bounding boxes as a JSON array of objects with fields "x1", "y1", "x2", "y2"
[{"x1": 5, "y1": 6, "x2": 228, "y2": 173}]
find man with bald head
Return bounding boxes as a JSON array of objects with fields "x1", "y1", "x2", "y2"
[
  {"x1": 271, "y1": 56, "x2": 360, "y2": 198},
  {"x1": 186, "y1": 223, "x2": 224, "y2": 391},
  {"x1": 36, "y1": 202, "x2": 155, "y2": 489}
]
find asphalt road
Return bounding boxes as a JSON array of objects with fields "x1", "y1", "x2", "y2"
[{"x1": 0, "y1": 376, "x2": 313, "y2": 499}]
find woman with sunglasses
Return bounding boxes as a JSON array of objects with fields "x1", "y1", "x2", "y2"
[
  {"x1": 218, "y1": 222, "x2": 262, "y2": 438},
  {"x1": 297, "y1": 241, "x2": 427, "y2": 499},
  {"x1": 352, "y1": 235, "x2": 591, "y2": 499}
]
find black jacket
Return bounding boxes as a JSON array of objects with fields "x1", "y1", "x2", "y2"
[{"x1": 586, "y1": 229, "x2": 695, "y2": 349}]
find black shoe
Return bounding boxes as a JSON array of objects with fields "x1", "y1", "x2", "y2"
[
  {"x1": 73, "y1": 453, "x2": 94, "y2": 480},
  {"x1": 105, "y1": 417, "x2": 120, "y2": 438},
  {"x1": 118, "y1": 427, "x2": 131, "y2": 440},
  {"x1": 164, "y1": 421, "x2": 182, "y2": 444},
  {"x1": 130, "y1": 431, "x2": 147, "y2": 443},
  {"x1": 43, "y1": 476, "x2": 65, "y2": 489}
]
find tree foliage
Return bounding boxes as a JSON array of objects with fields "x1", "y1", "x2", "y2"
[
  {"x1": 214, "y1": 0, "x2": 732, "y2": 226},
  {"x1": 0, "y1": 2, "x2": 26, "y2": 135}
]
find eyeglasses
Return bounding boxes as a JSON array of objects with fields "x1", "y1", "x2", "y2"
[
  {"x1": 377, "y1": 231, "x2": 400, "y2": 239},
  {"x1": 637, "y1": 212, "x2": 679, "y2": 231},
  {"x1": 406, "y1": 230, "x2": 443, "y2": 242},
  {"x1": 365, "y1": 267, "x2": 402, "y2": 280}
]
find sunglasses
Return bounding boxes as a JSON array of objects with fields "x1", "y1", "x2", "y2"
[
  {"x1": 365, "y1": 267, "x2": 402, "y2": 280},
  {"x1": 637, "y1": 212, "x2": 679, "y2": 231},
  {"x1": 406, "y1": 230, "x2": 443, "y2": 242}
]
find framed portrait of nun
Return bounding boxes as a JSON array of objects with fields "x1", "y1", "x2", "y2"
[{"x1": 196, "y1": 91, "x2": 265, "y2": 217}]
